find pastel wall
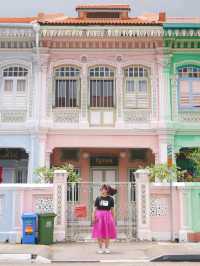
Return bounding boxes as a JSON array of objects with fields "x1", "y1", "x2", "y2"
[
  {"x1": 150, "y1": 185, "x2": 181, "y2": 241},
  {"x1": 0, "y1": 184, "x2": 53, "y2": 243}
]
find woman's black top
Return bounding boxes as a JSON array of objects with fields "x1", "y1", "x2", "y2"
[{"x1": 94, "y1": 196, "x2": 114, "y2": 210}]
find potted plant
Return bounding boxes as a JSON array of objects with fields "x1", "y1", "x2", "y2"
[
  {"x1": 147, "y1": 163, "x2": 186, "y2": 182},
  {"x1": 59, "y1": 163, "x2": 80, "y2": 183},
  {"x1": 34, "y1": 167, "x2": 54, "y2": 183},
  {"x1": 34, "y1": 163, "x2": 80, "y2": 183},
  {"x1": 186, "y1": 148, "x2": 200, "y2": 181}
]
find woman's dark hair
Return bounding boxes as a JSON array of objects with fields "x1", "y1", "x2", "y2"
[{"x1": 100, "y1": 184, "x2": 117, "y2": 196}]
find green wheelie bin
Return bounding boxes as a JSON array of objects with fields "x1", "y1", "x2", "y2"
[{"x1": 38, "y1": 213, "x2": 56, "y2": 245}]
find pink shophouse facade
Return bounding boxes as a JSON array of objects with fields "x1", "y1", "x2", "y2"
[{"x1": 37, "y1": 5, "x2": 168, "y2": 185}]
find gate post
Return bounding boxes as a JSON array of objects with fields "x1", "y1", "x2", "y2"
[
  {"x1": 135, "y1": 169, "x2": 151, "y2": 240},
  {"x1": 53, "y1": 170, "x2": 68, "y2": 242}
]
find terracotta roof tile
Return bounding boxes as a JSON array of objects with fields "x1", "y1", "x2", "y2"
[
  {"x1": 76, "y1": 4, "x2": 131, "y2": 10},
  {"x1": 0, "y1": 17, "x2": 36, "y2": 23},
  {"x1": 39, "y1": 17, "x2": 161, "y2": 25}
]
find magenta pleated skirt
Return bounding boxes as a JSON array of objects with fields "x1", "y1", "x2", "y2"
[{"x1": 92, "y1": 210, "x2": 117, "y2": 239}]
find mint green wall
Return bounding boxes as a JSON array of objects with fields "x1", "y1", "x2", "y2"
[
  {"x1": 191, "y1": 190, "x2": 200, "y2": 231},
  {"x1": 170, "y1": 53, "x2": 200, "y2": 75},
  {"x1": 175, "y1": 135, "x2": 200, "y2": 150}
]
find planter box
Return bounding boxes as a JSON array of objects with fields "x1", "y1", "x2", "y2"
[
  {"x1": 192, "y1": 178, "x2": 200, "y2": 182},
  {"x1": 188, "y1": 232, "x2": 200, "y2": 242}
]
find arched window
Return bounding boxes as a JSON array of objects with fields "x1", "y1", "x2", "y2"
[
  {"x1": 3, "y1": 66, "x2": 28, "y2": 94},
  {"x1": 124, "y1": 65, "x2": 150, "y2": 109},
  {"x1": 178, "y1": 65, "x2": 200, "y2": 109},
  {"x1": 89, "y1": 66, "x2": 115, "y2": 108},
  {"x1": 54, "y1": 66, "x2": 80, "y2": 108}
]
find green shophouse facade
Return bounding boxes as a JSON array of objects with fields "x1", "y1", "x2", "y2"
[{"x1": 164, "y1": 23, "x2": 200, "y2": 176}]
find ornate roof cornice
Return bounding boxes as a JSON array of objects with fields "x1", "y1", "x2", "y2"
[
  {"x1": 0, "y1": 24, "x2": 35, "y2": 38},
  {"x1": 0, "y1": 28, "x2": 35, "y2": 38},
  {"x1": 164, "y1": 23, "x2": 200, "y2": 37},
  {"x1": 40, "y1": 26, "x2": 163, "y2": 38}
]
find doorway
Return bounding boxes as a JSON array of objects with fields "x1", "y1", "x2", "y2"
[{"x1": 91, "y1": 168, "x2": 117, "y2": 201}]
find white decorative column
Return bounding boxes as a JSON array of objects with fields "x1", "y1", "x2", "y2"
[
  {"x1": 158, "y1": 133, "x2": 176, "y2": 164},
  {"x1": 45, "y1": 150, "x2": 52, "y2": 168},
  {"x1": 38, "y1": 134, "x2": 47, "y2": 167},
  {"x1": 27, "y1": 135, "x2": 37, "y2": 183},
  {"x1": 163, "y1": 54, "x2": 172, "y2": 123},
  {"x1": 53, "y1": 170, "x2": 68, "y2": 242},
  {"x1": 158, "y1": 134, "x2": 168, "y2": 164},
  {"x1": 80, "y1": 63, "x2": 89, "y2": 127},
  {"x1": 40, "y1": 55, "x2": 49, "y2": 126},
  {"x1": 179, "y1": 187, "x2": 192, "y2": 241},
  {"x1": 135, "y1": 169, "x2": 151, "y2": 240},
  {"x1": 157, "y1": 59, "x2": 165, "y2": 125},
  {"x1": 115, "y1": 64, "x2": 124, "y2": 127},
  {"x1": 157, "y1": 53, "x2": 172, "y2": 126}
]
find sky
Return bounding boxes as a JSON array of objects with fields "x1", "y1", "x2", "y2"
[{"x1": 0, "y1": 0, "x2": 199, "y2": 18}]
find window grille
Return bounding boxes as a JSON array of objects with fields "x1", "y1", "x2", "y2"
[
  {"x1": 89, "y1": 66, "x2": 115, "y2": 108},
  {"x1": 54, "y1": 66, "x2": 80, "y2": 108},
  {"x1": 67, "y1": 168, "x2": 80, "y2": 202}
]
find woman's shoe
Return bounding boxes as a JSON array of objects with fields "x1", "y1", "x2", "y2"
[
  {"x1": 105, "y1": 249, "x2": 111, "y2": 254},
  {"x1": 97, "y1": 249, "x2": 104, "y2": 254}
]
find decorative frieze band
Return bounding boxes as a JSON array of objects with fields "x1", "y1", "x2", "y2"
[
  {"x1": 41, "y1": 39, "x2": 163, "y2": 49},
  {"x1": 124, "y1": 110, "x2": 151, "y2": 123},
  {"x1": 164, "y1": 29, "x2": 200, "y2": 37},
  {"x1": 0, "y1": 110, "x2": 27, "y2": 123},
  {"x1": 0, "y1": 28, "x2": 34, "y2": 38},
  {"x1": 53, "y1": 108, "x2": 80, "y2": 123},
  {"x1": 179, "y1": 111, "x2": 200, "y2": 122},
  {"x1": 41, "y1": 27, "x2": 163, "y2": 38},
  {"x1": 0, "y1": 40, "x2": 35, "y2": 49}
]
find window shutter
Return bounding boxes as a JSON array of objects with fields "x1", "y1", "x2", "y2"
[
  {"x1": 4, "y1": 80, "x2": 13, "y2": 92},
  {"x1": 124, "y1": 80, "x2": 137, "y2": 108},
  {"x1": 137, "y1": 94, "x2": 149, "y2": 108},
  {"x1": 179, "y1": 80, "x2": 190, "y2": 108},
  {"x1": 191, "y1": 80, "x2": 200, "y2": 108},
  {"x1": 137, "y1": 80, "x2": 149, "y2": 108},
  {"x1": 17, "y1": 80, "x2": 26, "y2": 93}
]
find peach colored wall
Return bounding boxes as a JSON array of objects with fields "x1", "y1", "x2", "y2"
[
  {"x1": 48, "y1": 50, "x2": 162, "y2": 61},
  {"x1": 47, "y1": 135, "x2": 158, "y2": 151},
  {"x1": 150, "y1": 186, "x2": 181, "y2": 235},
  {"x1": 23, "y1": 188, "x2": 53, "y2": 213}
]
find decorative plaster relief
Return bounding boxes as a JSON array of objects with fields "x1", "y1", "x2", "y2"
[
  {"x1": 34, "y1": 195, "x2": 53, "y2": 213},
  {"x1": 0, "y1": 110, "x2": 27, "y2": 123},
  {"x1": 150, "y1": 197, "x2": 168, "y2": 217},
  {"x1": 179, "y1": 112, "x2": 200, "y2": 123},
  {"x1": 141, "y1": 184, "x2": 147, "y2": 224},
  {"x1": 41, "y1": 28, "x2": 163, "y2": 38},
  {"x1": 56, "y1": 185, "x2": 62, "y2": 225},
  {"x1": 124, "y1": 110, "x2": 150, "y2": 122},
  {"x1": 53, "y1": 109, "x2": 80, "y2": 123}
]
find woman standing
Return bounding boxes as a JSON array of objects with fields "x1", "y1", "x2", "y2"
[{"x1": 92, "y1": 184, "x2": 117, "y2": 254}]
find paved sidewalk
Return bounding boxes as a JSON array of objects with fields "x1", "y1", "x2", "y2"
[{"x1": 1, "y1": 241, "x2": 200, "y2": 262}]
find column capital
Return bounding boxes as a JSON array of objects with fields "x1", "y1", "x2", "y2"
[{"x1": 38, "y1": 134, "x2": 47, "y2": 142}]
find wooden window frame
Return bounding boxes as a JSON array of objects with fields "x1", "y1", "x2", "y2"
[
  {"x1": 124, "y1": 65, "x2": 151, "y2": 109},
  {"x1": 54, "y1": 66, "x2": 81, "y2": 108},
  {"x1": 2, "y1": 66, "x2": 28, "y2": 96},
  {"x1": 178, "y1": 65, "x2": 200, "y2": 110},
  {"x1": 89, "y1": 66, "x2": 115, "y2": 108}
]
